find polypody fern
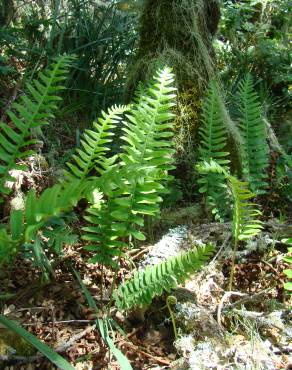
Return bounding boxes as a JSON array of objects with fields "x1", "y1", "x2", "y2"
[
  {"x1": 82, "y1": 68, "x2": 176, "y2": 267},
  {"x1": 114, "y1": 243, "x2": 214, "y2": 311}
]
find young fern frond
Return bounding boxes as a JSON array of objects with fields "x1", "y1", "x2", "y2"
[
  {"x1": 82, "y1": 67, "x2": 176, "y2": 266},
  {"x1": 65, "y1": 105, "x2": 128, "y2": 181},
  {"x1": 0, "y1": 55, "x2": 73, "y2": 195},
  {"x1": 237, "y1": 74, "x2": 269, "y2": 194},
  {"x1": 114, "y1": 243, "x2": 214, "y2": 311},
  {"x1": 198, "y1": 81, "x2": 230, "y2": 221}
]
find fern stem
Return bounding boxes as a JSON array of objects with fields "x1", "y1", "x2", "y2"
[
  {"x1": 228, "y1": 238, "x2": 238, "y2": 291},
  {"x1": 107, "y1": 253, "x2": 123, "y2": 315},
  {"x1": 166, "y1": 295, "x2": 178, "y2": 340},
  {"x1": 100, "y1": 263, "x2": 104, "y2": 312}
]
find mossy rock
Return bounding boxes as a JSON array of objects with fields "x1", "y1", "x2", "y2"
[{"x1": 0, "y1": 329, "x2": 36, "y2": 356}]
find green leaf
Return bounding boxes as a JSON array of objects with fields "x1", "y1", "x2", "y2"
[
  {"x1": 10, "y1": 210, "x2": 23, "y2": 240},
  {"x1": 283, "y1": 269, "x2": 292, "y2": 279},
  {"x1": 283, "y1": 282, "x2": 292, "y2": 291}
]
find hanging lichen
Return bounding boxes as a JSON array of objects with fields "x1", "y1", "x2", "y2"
[{"x1": 126, "y1": 0, "x2": 220, "y2": 96}]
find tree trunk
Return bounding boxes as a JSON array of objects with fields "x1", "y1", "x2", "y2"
[
  {"x1": 126, "y1": 0, "x2": 221, "y2": 196},
  {"x1": 0, "y1": 0, "x2": 14, "y2": 26}
]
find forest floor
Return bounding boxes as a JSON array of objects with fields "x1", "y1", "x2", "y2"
[{"x1": 0, "y1": 206, "x2": 291, "y2": 370}]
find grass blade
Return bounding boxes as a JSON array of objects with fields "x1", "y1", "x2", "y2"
[{"x1": 0, "y1": 315, "x2": 75, "y2": 370}]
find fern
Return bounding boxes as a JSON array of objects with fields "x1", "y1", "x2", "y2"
[
  {"x1": 198, "y1": 81, "x2": 230, "y2": 221},
  {"x1": 82, "y1": 67, "x2": 176, "y2": 266},
  {"x1": 65, "y1": 105, "x2": 128, "y2": 181},
  {"x1": 282, "y1": 239, "x2": 292, "y2": 294},
  {"x1": 237, "y1": 74, "x2": 269, "y2": 194},
  {"x1": 0, "y1": 55, "x2": 72, "y2": 196},
  {"x1": 0, "y1": 179, "x2": 90, "y2": 267},
  {"x1": 228, "y1": 175, "x2": 263, "y2": 242},
  {"x1": 197, "y1": 159, "x2": 263, "y2": 289},
  {"x1": 24, "y1": 180, "x2": 87, "y2": 242},
  {"x1": 197, "y1": 159, "x2": 263, "y2": 241},
  {"x1": 114, "y1": 243, "x2": 214, "y2": 311}
]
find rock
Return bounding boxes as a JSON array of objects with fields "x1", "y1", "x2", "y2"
[
  {"x1": 175, "y1": 302, "x2": 224, "y2": 341},
  {"x1": 139, "y1": 226, "x2": 189, "y2": 269}
]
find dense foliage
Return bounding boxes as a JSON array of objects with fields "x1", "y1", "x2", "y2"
[{"x1": 0, "y1": 1, "x2": 291, "y2": 368}]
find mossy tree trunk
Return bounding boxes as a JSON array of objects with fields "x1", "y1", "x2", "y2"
[{"x1": 126, "y1": 0, "x2": 221, "y2": 197}]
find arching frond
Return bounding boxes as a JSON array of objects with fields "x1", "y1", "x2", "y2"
[
  {"x1": 114, "y1": 243, "x2": 214, "y2": 311},
  {"x1": 0, "y1": 55, "x2": 73, "y2": 196}
]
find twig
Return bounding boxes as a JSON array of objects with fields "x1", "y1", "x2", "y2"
[
  {"x1": 211, "y1": 233, "x2": 232, "y2": 263},
  {"x1": 0, "y1": 324, "x2": 96, "y2": 364},
  {"x1": 231, "y1": 309, "x2": 285, "y2": 331},
  {"x1": 119, "y1": 340, "x2": 171, "y2": 366},
  {"x1": 130, "y1": 246, "x2": 152, "y2": 261},
  {"x1": 222, "y1": 288, "x2": 272, "y2": 312},
  {"x1": 217, "y1": 291, "x2": 247, "y2": 328},
  {"x1": 258, "y1": 259, "x2": 285, "y2": 285},
  {"x1": 22, "y1": 319, "x2": 94, "y2": 327},
  {"x1": 56, "y1": 324, "x2": 96, "y2": 352},
  {"x1": 126, "y1": 328, "x2": 140, "y2": 339}
]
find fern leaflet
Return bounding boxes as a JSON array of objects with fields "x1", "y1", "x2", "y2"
[{"x1": 65, "y1": 105, "x2": 128, "y2": 181}]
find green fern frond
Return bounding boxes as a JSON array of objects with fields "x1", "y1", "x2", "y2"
[
  {"x1": 237, "y1": 74, "x2": 269, "y2": 194},
  {"x1": 0, "y1": 179, "x2": 92, "y2": 267},
  {"x1": 197, "y1": 81, "x2": 230, "y2": 221},
  {"x1": 0, "y1": 55, "x2": 73, "y2": 195},
  {"x1": 197, "y1": 159, "x2": 263, "y2": 241},
  {"x1": 82, "y1": 67, "x2": 177, "y2": 266},
  {"x1": 197, "y1": 159, "x2": 263, "y2": 289},
  {"x1": 198, "y1": 81, "x2": 230, "y2": 165},
  {"x1": 24, "y1": 179, "x2": 86, "y2": 242},
  {"x1": 114, "y1": 243, "x2": 214, "y2": 311},
  {"x1": 196, "y1": 159, "x2": 228, "y2": 177},
  {"x1": 65, "y1": 105, "x2": 128, "y2": 181},
  {"x1": 0, "y1": 227, "x2": 20, "y2": 266},
  {"x1": 228, "y1": 175, "x2": 263, "y2": 241}
]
